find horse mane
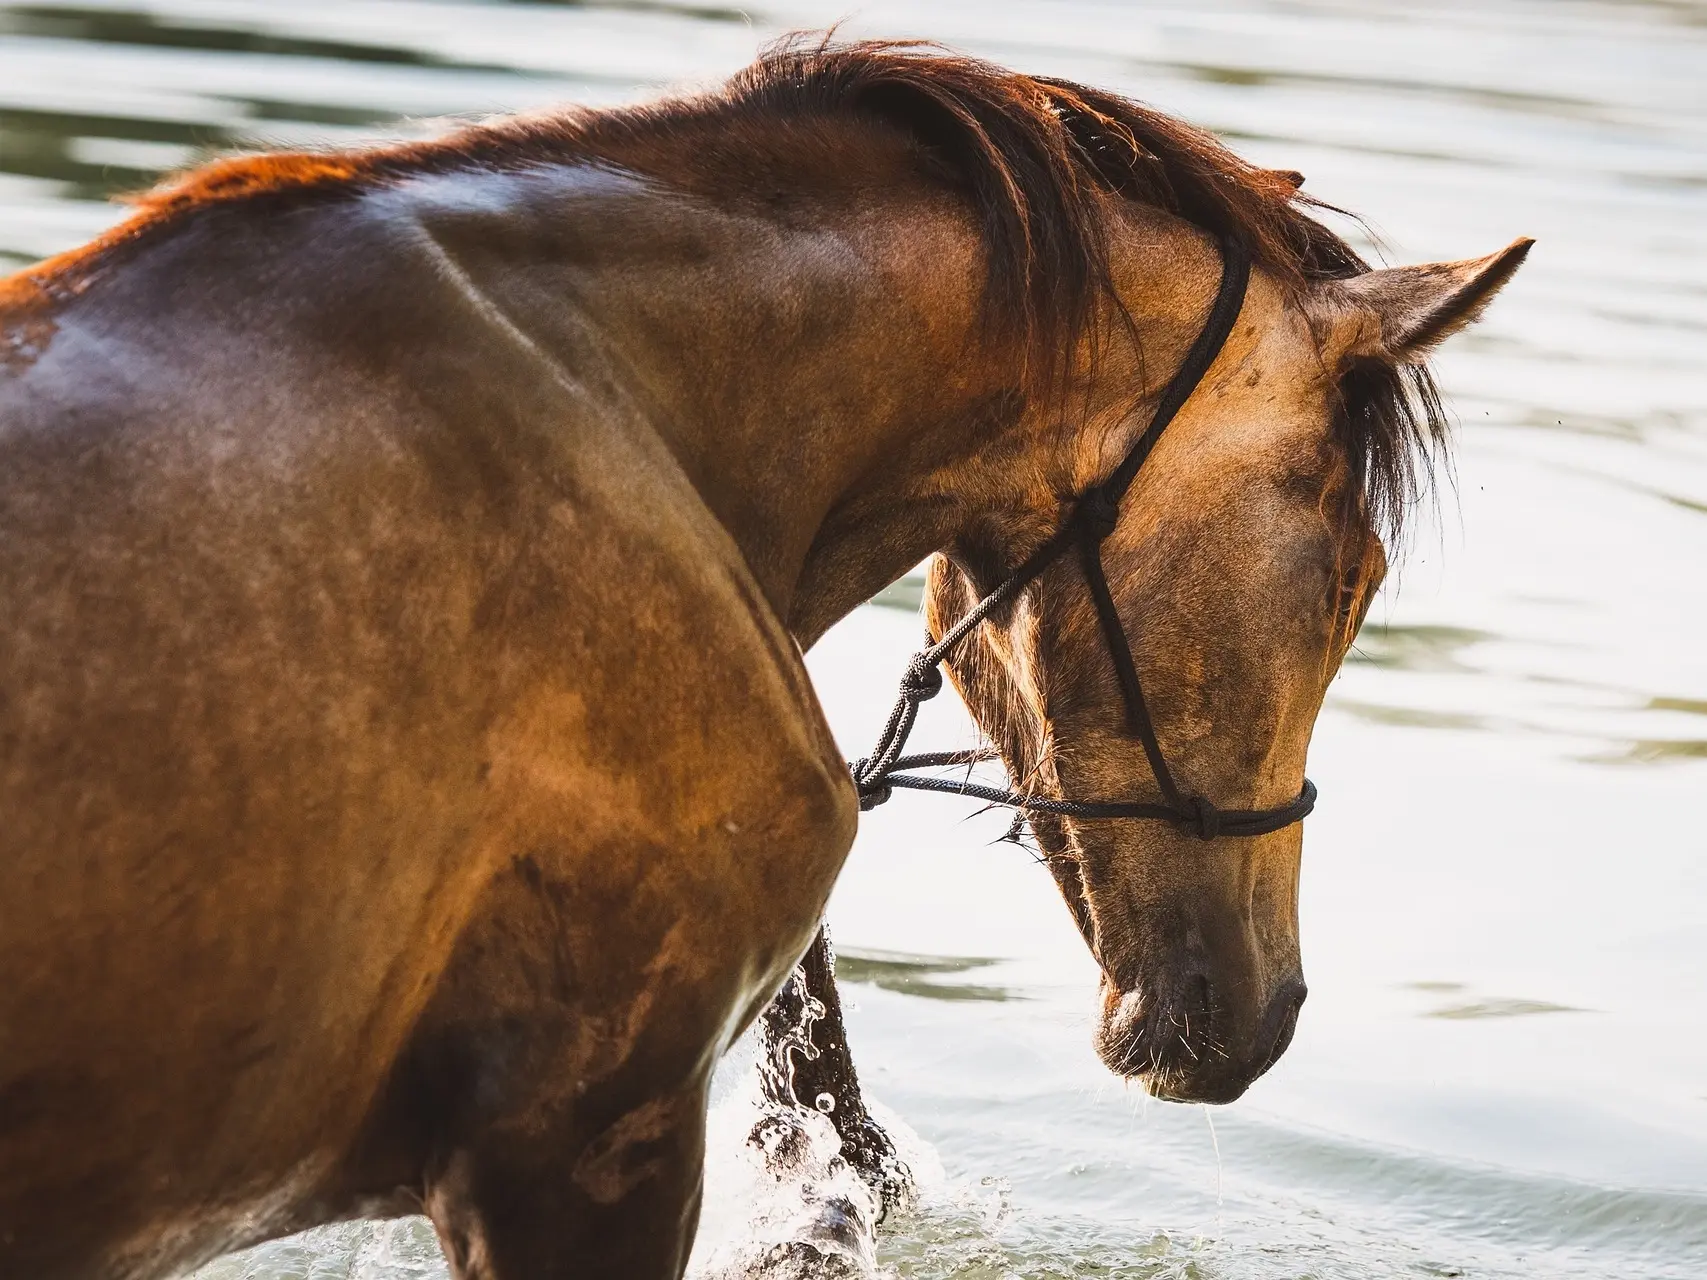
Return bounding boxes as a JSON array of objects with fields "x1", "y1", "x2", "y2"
[{"x1": 34, "y1": 36, "x2": 1445, "y2": 543}]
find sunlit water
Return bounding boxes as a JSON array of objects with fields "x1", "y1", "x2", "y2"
[{"x1": 4, "y1": 0, "x2": 1704, "y2": 1276}]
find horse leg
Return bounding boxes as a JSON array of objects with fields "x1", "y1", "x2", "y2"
[
  {"x1": 423, "y1": 1071, "x2": 710, "y2": 1280},
  {"x1": 759, "y1": 924, "x2": 905, "y2": 1212},
  {"x1": 335, "y1": 842, "x2": 743, "y2": 1280}
]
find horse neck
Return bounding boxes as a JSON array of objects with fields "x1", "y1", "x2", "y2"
[
  {"x1": 413, "y1": 163, "x2": 1192, "y2": 648},
  {"x1": 417, "y1": 162, "x2": 1049, "y2": 645}
]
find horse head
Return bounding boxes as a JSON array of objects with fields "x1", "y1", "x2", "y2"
[{"x1": 928, "y1": 234, "x2": 1530, "y2": 1103}]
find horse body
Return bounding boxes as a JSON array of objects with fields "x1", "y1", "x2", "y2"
[
  {"x1": 0, "y1": 41, "x2": 1527, "y2": 1280},
  {"x1": 0, "y1": 162, "x2": 880, "y2": 1276}
]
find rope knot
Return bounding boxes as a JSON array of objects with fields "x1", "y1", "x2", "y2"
[
  {"x1": 849, "y1": 758, "x2": 893, "y2": 811},
  {"x1": 1073, "y1": 488, "x2": 1122, "y2": 542},
  {"x1": 1185, "y1": 796, "x2": 1222, "y2": 841},
  {"x1": 857, "y1": 783, "x2": 893, "y2": 812},
  {"x1": 898, "y1": 659, "x2": 943, "y2": 701}
]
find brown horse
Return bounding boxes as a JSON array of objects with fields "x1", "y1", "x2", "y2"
[{"x1": 0, "y1": 39, "x2": 1527, "y2": 1280}]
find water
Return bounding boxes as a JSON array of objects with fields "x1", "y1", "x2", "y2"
[{"x1": 4, "y1": 0, "x2": 1704, "y2": 1275}]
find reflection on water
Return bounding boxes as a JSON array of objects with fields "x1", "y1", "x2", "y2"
[
  {"x1": 3, "y1": 5, "x2": 470, "y2": 66},
  {"x1": 833, "y1": 950, "x2": 1024, "y2": 1004},
  {"x1": 4, "y1": 0, "x2": 1705, "y2": 1277},
  {"x1": 868, "y1": 574, "x2": 927, "y2": 615},
  {"x1": 1329, "y1": 698, "x2": 1497, "y2": 733},
  {"x1": 1425, "y1": 997, "x2": 1585, "y2": 1021},
  {"x1": 1345, "y1": 622, "x2": 1495, "y2": 674},
  {"x1": 1397, "y1": 982, "x2": 1588, "y2": 1021}
]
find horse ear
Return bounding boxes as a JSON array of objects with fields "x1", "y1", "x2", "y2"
[{"x1": 1333, "y1": 237, "x2": 1533, "y2": 365}]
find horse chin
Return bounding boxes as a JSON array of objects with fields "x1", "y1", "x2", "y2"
[
  {"x1": 1091, "y1": 973, "x2": 1303, "y2": 1105},
  {"x1": 1091, "y1": 1016, "x2": 1258, "y2": 1105},
  {"x1": 1134, "y1": 1066, "x2": 1255, "y2": 1106}
]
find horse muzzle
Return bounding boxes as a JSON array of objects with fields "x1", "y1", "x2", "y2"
[{"x1": 1094, "y1": 972, "x2": 1307, "y2": 1104}]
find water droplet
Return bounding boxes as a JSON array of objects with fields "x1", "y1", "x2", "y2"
[{"x1": 815, "y1": 1092, "x2": 836, "y2": 1113}]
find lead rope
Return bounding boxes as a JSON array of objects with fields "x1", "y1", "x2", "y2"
[{"x1": 849, "y1": 241, "x2": 1318, "y2": 842}]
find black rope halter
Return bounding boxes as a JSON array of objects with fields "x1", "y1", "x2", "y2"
[{"x1": 850, "y1": 240, "x2": 1318, "y2": 842}]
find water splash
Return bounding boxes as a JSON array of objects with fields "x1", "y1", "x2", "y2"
[
  {"x1": 191, "y1": 1217, "x2": 446, "y2": 1280},
  {"x1": 692, "y1": 1077, "x2": 884, "y2": 1280},
  {"x1": 691, "y1": 984, "x2": 931, "y2": 1280}
]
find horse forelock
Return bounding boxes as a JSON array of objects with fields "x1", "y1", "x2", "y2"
[{"x1": 12, "y1": 35, "x2": 1444, "y2": 549}]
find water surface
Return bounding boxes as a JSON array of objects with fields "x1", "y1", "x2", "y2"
[{"x1": 4, "y1": 1, "x2": 1704, "y2": 1276}]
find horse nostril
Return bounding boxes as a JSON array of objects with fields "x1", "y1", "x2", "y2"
[
  {"x1": 1254, "y1": 980, "x2": 1307, "y2": 1076},
  {"x1": 1182, "y1": 972, "x2": 1213, "y2": 1018}
]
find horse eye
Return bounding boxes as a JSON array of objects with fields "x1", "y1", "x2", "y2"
[{"x1": 1332, "y1": 534, "x2": 1388, "y2": 627}]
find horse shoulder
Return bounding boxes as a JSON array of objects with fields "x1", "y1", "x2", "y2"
[{"x1": 326, "y1": 418, "x2": 857, "y2": 1272}]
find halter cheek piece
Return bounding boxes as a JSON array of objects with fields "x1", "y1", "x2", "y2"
[{"x1": 850, "y1": 241, "x2": 1318, "y2": 841}]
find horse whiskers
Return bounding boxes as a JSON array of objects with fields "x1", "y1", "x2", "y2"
[
  {"x1": 1177, "y1": 1012, "x2": 1200, "y2": 1064},
  {"x1": 1027, "y1": 844, "x2": 1082, "y2": 867}
]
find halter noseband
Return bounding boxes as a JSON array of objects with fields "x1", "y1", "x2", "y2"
[{"x1": 850, "y1": 240, "x2": 1318, "y2": 842}]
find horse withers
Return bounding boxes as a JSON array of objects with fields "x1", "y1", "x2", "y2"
[{"x1": 0, "y1": 40, "x2": 1527, "y2": 1280}]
